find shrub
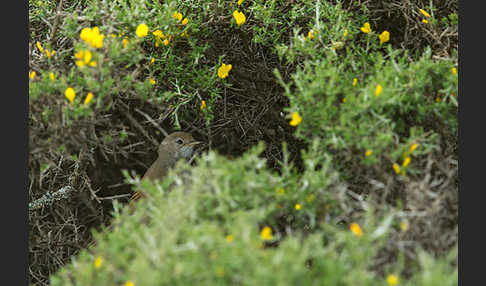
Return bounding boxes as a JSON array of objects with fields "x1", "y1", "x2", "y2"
[
  {"x1": 51, "y1": 147, "x2": 457, "y2": 285},
  {"x1": 29, "y1": 0, "x2": 457, "y2": 284}
]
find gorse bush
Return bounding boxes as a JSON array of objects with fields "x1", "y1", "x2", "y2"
[
  {"x1": 273, "y1": 0, "x2": 457, "y2": 178},
  {"x1": 30, "y1": 0, "x2": 223, "y2": 125},
  {"x1": 29, "y1": 0, "x2": 457, "y2": 131},
  {"x1": 278, "y1": 44, "x2": 456, "y2": 176},
  {"x1": 29, "y1": 0, "x2": 457, "y2": 284},
  {"x1": 51, "y1": 146, "x2": 457, "y2": 285}
]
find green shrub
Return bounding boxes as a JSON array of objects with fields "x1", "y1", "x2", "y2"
[
  {"x1": 275, "y1": 22, "x2": 457, "y2": 177},
  {"x1": 51, "y1": 146, "x2": 457, "y2": 285}
]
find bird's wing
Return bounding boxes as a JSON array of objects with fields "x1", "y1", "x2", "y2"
[{"x1": 129, "y1": 162, "x2": 167, "y2": 203}]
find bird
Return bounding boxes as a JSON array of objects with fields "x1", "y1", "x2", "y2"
[
  {"x1": 84, "y1": 132, "x2": 201, "y2": 249},
  {"x1": 129, "y1": 132, "x2": 201, "y2": 202}
]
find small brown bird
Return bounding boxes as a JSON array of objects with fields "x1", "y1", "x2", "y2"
[{"x1": 130, "y1": 132, "x2": 201, "y2": 202}]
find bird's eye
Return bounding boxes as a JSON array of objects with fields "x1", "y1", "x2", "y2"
[{"x1": 175, "y1": 138, "x2": 184, "y2": 145}]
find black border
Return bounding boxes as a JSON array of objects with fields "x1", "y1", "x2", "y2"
[
  {"x1": 3, "y1": 0, "x2": 29, "y2": 284},
  {"x1": 458, "y1": 1, "x2": 480, "y2": 285}
]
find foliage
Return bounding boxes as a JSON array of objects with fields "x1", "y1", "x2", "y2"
[
  {"x1": 29, "y1": 0, "x2": 457, "y2": 285},
  {"x1": 51, "y1": 146, "x2": 457, "y2": 285}
]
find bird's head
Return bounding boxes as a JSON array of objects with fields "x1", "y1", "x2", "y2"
[{"x1": 159, "y1": 132, "x2": 201, "y2": 160}]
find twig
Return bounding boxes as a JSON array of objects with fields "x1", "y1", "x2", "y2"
[
  {"x1": 29, "y1": 186, "x2": 75, "y2": 211},
  {"x1": 119, "y1": 101, "x2": 160, "y2": 148},
  {"x1": 97, "y1": 194, "x2": 132, "y2": 200},
  {"x1": 49, "y1": 0, "x2": 65, "y2": 48},
  {"x1": 87, "y1": 186, "x2": 102, "y2": 204},
  {"x1": 134, "y1": 108, "x2": 168, "y2": 137}
]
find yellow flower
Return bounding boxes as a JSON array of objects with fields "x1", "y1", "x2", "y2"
[
  {"x1": 45, "y1": 49, "x2": 55, "y2": 58},
  {"x1": 360, "y1": 22, "x2": 371, "y2": 34},
  {"x1": 402, "y1": 156, "x2": 411, "y2": 167},
  {"x1": 386, "y1": 274, "x2": 398, "y2": 285},
  {"x1": 78, "y1": 50, "x2": 93, "y2": 64},
  {"x1": 400, "y1": 221, "x2": 409, "y2": 232},
  {"x1": 150, "y1": 58, "x2": 155, "y2": 64},
  {"x1": 149, "y1": 78, "x2": 156, "y2": 85},
  {"x1": 124, "y1": 280, "x2": 135, "y2": 286},
  {"x1": 289, "y1": 112, "x2": 302, "y2": 126},
  {"x1": 80, "y1": 27, "x2": 91, "y2": 41},
  {"x1": 217, "y1": 63, "x2": 232, "y2": 79},
  {"x1": 226, "y1": 234, "x2": 234, "y2": 242},
  {"x1": 29, "y1": 71, "x2": 36, "y2": 80},
  {"x1": 136, "y1": 23, "x2": 149, "y2": 38},
  {"x1": 410, "y1": 143, "x2": 418, "y2": 152},
  {"x1": 111, "y1": 33, "x2": 117, "y2": 38},
  {"x1": 375, "y1": 84, "x2": 383, "y2": 96},
  {"x1": 307, "y1": 30, "x2": 315, "y2": 40},
  {"x1": 295, "y1": 203, "x2": 301, "y2": 210},
  {"x1": 75, "y1": 50, "x2": 95, "y2": 68},
  {"x1": 276, "y1": 188, "x2": 285, "y2": 195},
  {"x1": 181, "y1": 18, "x2": 188, "y2": 25},
  {"x1": 164, "y1": 39, "x2": 169, "y2": 46},
  {"x1": 233, "y1": 10, "x2": 246, "y2": 26},
  {"x1": 200, "y1": 100, "x2": 207, "y2": 110},
  {"x1": 153, "y1": 30, "x2": 165, "y2": 38},
  {"x1": 342, "y1": 97, "x2": 347, "y2": 103},
  {"x1": 260, "y1": 226, "x2": 273, "y2": 241},
  {"x1": 238, "y1": 0, "x2": 244, "y2": 5},
  {"x1": 365, "y1": 149, "x2": 373, "y2": 157},
  {"x1": 80, "y1": 27, "x2": 104, "y2": 48},
  {"x1": 451, "y1": 67, "x2": 457, "y2": 75},
  {"x1": 122, "y1": 38, "x2": 129, "y2": 48},
  {"x1": 65, "y1": 87, "x2": 76, "y2": 105},
  {"x1": 173, "y1": 12, "x2": 183, "y2": 21},
  {"x1": 49, "y1": 72, "x2": 55, "y2": 81},
  {"x1": 306, "y1": 193, "x2": 315, "y2": 202},
  {"x1": 419, "y1": 9, "x2": 431, "y2": 18},
  {"x1": 352, "y1": 78, "x2": 357, "y2": 86},
  {"x1": 84, "y1": 92, "x2": 94, "y2": 105},
  {"x1": 36, "y1": 41, "x2": 44, "y2": 52},
  {"x1": 379, "y1": 30, "x2": 390, "y2": 45},
  {"x1": 343, "y1": 29, "x2": 348, "y2": 37},
  {"x1": 83, "y1": 50, "x2": 92, "y2": 63},
  {"x1": 350, "y1": 222, "x2": 363, "y2": 237},
  {"x1": 92, "y1": 36, "x2": 104, "y2": 49},
  {"x1": 422, "y1": 19, "x2": 429, "y2": 24},
  {"x1": 392, "y1": 163, "x2": 401, "y2": 174},
  {"x1": 94, "y1": 256, "x2": 103, "y2": 269}
]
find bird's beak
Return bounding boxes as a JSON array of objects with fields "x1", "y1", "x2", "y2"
[{"x1": 187, "y1": 141, "x2": 203, "y2": 147}]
